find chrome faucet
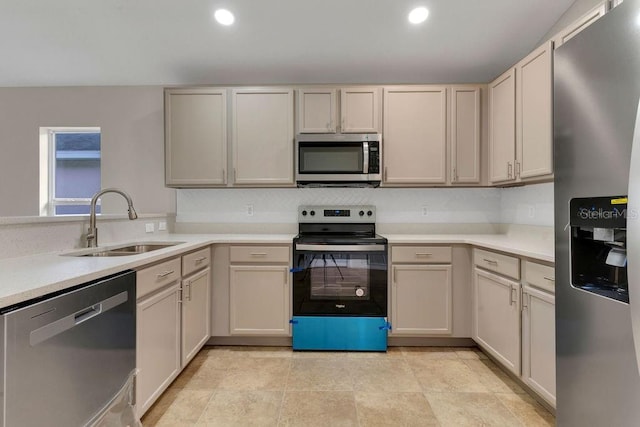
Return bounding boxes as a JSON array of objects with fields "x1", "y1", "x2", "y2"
[{"x1": 87, "y1": 188, "x2": 138, "y2": 247}]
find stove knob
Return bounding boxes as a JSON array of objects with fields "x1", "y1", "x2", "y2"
[
  {"x1": 310, "y1": 210, "x2": 316, "y2": 216},
  {"x1": 367, "y1": 210, "x2": 373, "y2": 216},
  {"x1": 359, "y1": 210, "x2": 365, "y2": 217},
  {"x1": 355, "y1": 288, "x2": 365, "y2": 297},
  {"x1": 302, "y1": 210, "x2": 307, "y2": 216}
]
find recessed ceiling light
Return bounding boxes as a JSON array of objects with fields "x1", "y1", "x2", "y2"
[
  {"x1": 408, "y1": 7, "x2": 429, "y2": 24},
  {"x1": 214, "y1": 9, "x2": 235, "y2": 26}
]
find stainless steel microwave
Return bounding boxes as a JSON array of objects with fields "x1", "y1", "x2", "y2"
[{"x1": 295, "y1": 134, "x2": 382, "y2": 187}]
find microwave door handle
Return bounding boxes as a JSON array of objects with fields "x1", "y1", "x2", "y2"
[{"x1": 363, "y1": 141, "x2": 369, "y2": 174}]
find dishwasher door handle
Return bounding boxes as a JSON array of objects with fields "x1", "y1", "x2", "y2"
[{"x1": 29, "y1": 290, "x2": 129, "y2": 346}]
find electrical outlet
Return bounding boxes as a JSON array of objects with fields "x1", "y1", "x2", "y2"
[
  {"x1": 145, "y1": 223, "x2": 155, "y2": 233},
  {"x1": 158, "y1": 221, "x2": 167, "y2": 231},
  {"x1": 422, "y1": 206, "x2": 429, "y2": 217},
  {"x1": 246, "y1": 204, "x2": 254, "y2": 216}
]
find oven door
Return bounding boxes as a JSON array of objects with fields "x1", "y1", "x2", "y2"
[{"x1": 293, "y1": 243, "x2": 388, "y2": 316}]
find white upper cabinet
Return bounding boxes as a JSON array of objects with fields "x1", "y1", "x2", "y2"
[
  {"x1": 297, "y1": 89, "x2": 338, "y2": 133},
  {"x1": 516, "y1": 41, "x2": 554, "y2": 180},
  {"x1": 340, "y1": 87, "x2": 382, "y2": 133},
  {"x1": 232, "y1": 88, "x2": 295, "y2": 186},
  {"x1": 383, "y1": 86, "x2": 448, "y2": 184},
  {"x1": 297, "y1": 87, "x2": 381, "y2": 134},
  {"x1": 489, "y1": 69, "x2": 517, "y2": 184},
  {"x1": 451, "y1": 86, "x2": 481, "y2": 184},
  {"x1": 553, "y1": 1, "x2": 609, "y2": 48},
  {"x1": 165, "y1": 88, "x2": 227, "y2": 187}
]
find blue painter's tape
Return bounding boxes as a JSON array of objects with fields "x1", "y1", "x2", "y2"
[
  {"x1": 289, "y1": 319, "x2": 299, "y2": 324},
  {"x1": 378, "y1": 321, "x2": 392, "y2": 331},
  {"x1": 289, "y1": 267, "x2": 304, "y2": 273},
  {"x1": 292, "y1": 316, "x2": 388, "y2": 351}
]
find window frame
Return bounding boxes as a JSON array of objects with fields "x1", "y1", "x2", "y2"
[{"x1": 40, "y1": 127, "x2": 101, "y2": 216}]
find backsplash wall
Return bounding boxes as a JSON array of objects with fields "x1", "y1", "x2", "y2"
[{"x1": 176, "y1": 183, "x2": 554, "y2": 226}]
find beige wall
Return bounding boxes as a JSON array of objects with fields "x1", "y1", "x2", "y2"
[{"x1": 0, "y1": 86, "x2": 175, "y2": 216}]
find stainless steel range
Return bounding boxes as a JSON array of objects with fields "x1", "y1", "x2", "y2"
[{"x1": 291, "y1": 205, "x2": 389, "y2": 351}]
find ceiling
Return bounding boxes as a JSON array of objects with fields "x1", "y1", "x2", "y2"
[{"x1": 0, "y1": 0, "x2": 575, "y2": 87}]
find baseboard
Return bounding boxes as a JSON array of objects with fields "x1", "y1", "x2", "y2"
[
  {"x1": 207, "y1": 336, "x2": 475, "y2": 348},
  {"x1": 207, "y1": 336, "x2": 293, "y2": 346}
]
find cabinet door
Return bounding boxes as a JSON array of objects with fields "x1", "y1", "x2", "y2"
[
  {"x1": 451, "y1": 86, "x2": 481, "y2": 184},
  {"x1": 229, "y1": 265, "x2": 290, "y2": 335},
  {"x1": 340, "y1": 87, "x2": 381, "y2": 133},
  {"x1": 553, "y1": 1, "x2": 608, "y2": 48},
  {"x1": 136, "y1": 283, "x2": 181, "y2": 417},
  {"x1": 391, "y1": 264, "x2": 452, "y2": 335},
  {"x1": 522, "y1": 285, "x2": 556, "y2": 407},
  {"x1": 473, "y1": 268, "x2": 521, "y2": 375},
  {"x1": 517, "y1": 42, "x2": 554, "y2": 180},
  {"x1": 165, "y1": 88, "x2": 227, "y2": 186},
  {"x1": 489, "y1": 69, "x2": 516, "y2": 184},
  {"x1": 232, "y1": 89, "x2": 294, "y2": 185},
  {"x1": 181, "y1": 268, "x2": 211, "y2": 367},
  {"x1": 297, "y1": 89, "x2": 337, "y2": 133},
  {"x1": 383, "y1": 87, "x2": 447, "y2": 184}
]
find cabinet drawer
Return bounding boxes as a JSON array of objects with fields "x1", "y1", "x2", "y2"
[
  {"x1": 524, "y1": 261, "x2": 555, "y2": 293},
  {"x1": 391, "y1": 246, "x2": 452, "y2": 264},
  {"x1": 229, "y1": 246, "x2": 290, "y2": 263},
  {"x1": 182, "y1": 247, "x2": 211, "y2": 276},
  {"x1": 474, "y1": 248, "x2": 520, "y2": 280},
  {"x1": 137, "y1": 258, "x2": 182, "y2": 299}
]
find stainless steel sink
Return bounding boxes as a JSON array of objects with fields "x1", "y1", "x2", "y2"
[{"x1": 64, "y1": 242, "x2": 184, "y2": 257}]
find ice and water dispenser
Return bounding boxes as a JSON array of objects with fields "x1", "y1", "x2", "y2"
[{"x1": 570, "y1": 196, "x2": 628, "y2": 303}]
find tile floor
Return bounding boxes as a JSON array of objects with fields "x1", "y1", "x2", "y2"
[{"x1": 141, "y1": 346, "x2": 555, "y2": 426}]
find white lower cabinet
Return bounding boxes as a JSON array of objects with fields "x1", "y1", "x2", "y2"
[
  {"x1": 391, "y1": 264, "x2": 452, "y2": 335},
  {"x1": 136, "y1": 275, "x2": 181, "y2": 416},
  {"x1": 522, "y1": 284, "x2": 556, "y2": 407},
  {"x1": 229, "y1": 265, "x2": 290, "y2": 335},
  {"x1": 136, "y1": 247, "x2": 212, "y2": 418},
  {"x1": 473, "y1": 268, "x2": 521, "y2": 375},
  {"x1": 181, "y1": 267, "x2": 211, "y2": 366},
  {"x1": 228, "y1": 245, "x2": 291, "y2": 336}
]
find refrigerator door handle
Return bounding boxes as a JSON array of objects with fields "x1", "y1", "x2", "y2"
[{"x1": 627, "y1": 97, "x2": 640, "y2": 375}]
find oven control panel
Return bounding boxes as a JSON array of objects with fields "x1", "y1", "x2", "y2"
[{"x1": 298, "y1": 205, "x2": 376, "y2": 223}]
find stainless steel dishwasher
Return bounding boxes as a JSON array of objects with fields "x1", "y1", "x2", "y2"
[{"x1": 0, "y1": 270, "x2": 137, "y2": 427}]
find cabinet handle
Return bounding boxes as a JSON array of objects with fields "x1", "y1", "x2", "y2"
[
  {"x1": 543, "y1": 276, "x2": 555, "y2": 282},
  {"x1": 223, "y1": 168, "x2": 227, "y2": 184},
  {"x1": 522, "y1": 290, "x2": 528, "y2": 310},
  {"x1": 234, "y1": 168, "x2": 237, "y2": 183},
  {"x1": 392, "y1": 266, "x2": 396, "y2": 283},
  {"x1": 415, "y1": 253, "x2": 433, "y2": 257},
  {"x1": 509, "y1": 284, "x2": 516, "y2": 306},
  {"x1": 157, "y1": 270, "x2": 174, "y2": 278},
  {"x1": 384, "y1": 167, "x2": 388, "y2": 182},
  {"x1": 184, "y1": 283, "x2": 191, "y2": 301},
  {"x1": 507, "y1": 162, "x2": 513, "y2": 179},
  {"x1": 341, "y1": 117, "x2": 345, "y2": 131},
  {"x1": 195, "y1": 257, "x2": 207, "y2": 263},
  {"x1": 515, "y1": 161, "x2": 521, "y2": 178},
  {"x1": 250, "y1": 252, "x2": 267, "y2": 256},
  {"x1": 483, "y1": 258, "x2": 498, "y2": 265},
  {"x1": 453, "y1": 167, "x2": 457, "y2": 182}
]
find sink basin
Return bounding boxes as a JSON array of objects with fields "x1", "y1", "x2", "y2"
[{"x1": 65, "y1": 242, "x2": 185, "y2": 257}]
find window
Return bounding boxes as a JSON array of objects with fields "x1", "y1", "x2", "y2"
[{"x1": 40, "y1": 127, "x2": 101, "y2": 215}]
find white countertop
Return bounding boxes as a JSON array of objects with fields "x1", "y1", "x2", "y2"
[
  {"x1": 384, "y1": 234, "x2": 554, "y2": 264},
  {"x1": 0, "y1": 232, "x2": 553, "y2": 310}
]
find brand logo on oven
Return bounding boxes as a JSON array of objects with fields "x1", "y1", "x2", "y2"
[{"x1": 335, "y1": 304, "x2": 346, "y2": 309}]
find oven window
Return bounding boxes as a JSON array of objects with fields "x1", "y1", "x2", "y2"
[
  {"x1": 299, "y1": 143, "x2": 363, "y2": 174},
  {"x1": 308, "y1": 253, "x2": 372, "y2": 300}
]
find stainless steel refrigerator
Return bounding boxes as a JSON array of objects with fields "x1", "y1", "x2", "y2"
[{"x1": 554, "y1": 0, "x2": 640, "y2": 424}]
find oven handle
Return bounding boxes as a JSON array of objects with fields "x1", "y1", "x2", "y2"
[{"x1": 294, "y1": 244, "x2": 386, "y2": 252}]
